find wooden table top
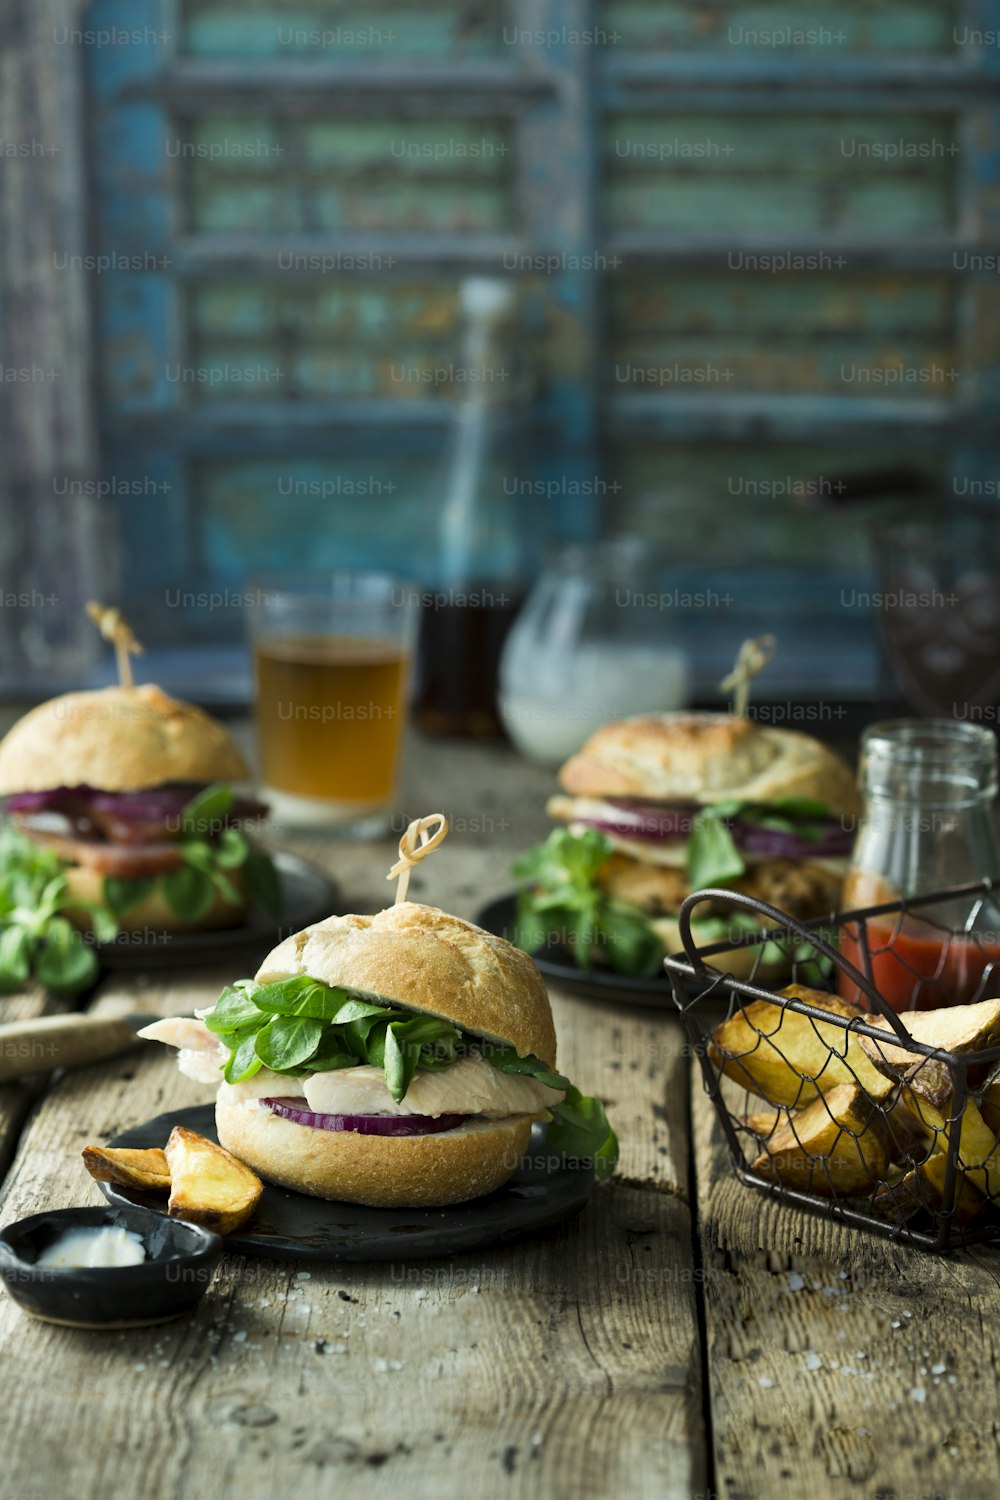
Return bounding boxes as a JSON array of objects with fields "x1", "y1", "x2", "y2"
[{"x1": 0, "y1": 731, "x2": 997, "y2": 1500}]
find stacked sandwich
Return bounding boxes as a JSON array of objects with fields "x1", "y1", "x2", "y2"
[
  {"x1": 515, "y1": 711, "x2": 860, "y2": 977},
  {"x1": 0, "y1": 684, "x2": 278, "y2": 936}
]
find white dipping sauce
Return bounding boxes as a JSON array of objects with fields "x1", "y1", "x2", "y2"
[{"x1": 36, "y1": 1226, "x2": 147, "y2": 1269}]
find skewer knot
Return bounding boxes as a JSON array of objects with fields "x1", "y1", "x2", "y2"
[{"x1": 386, "y1": 814, "x2": 450, "y2": 905}]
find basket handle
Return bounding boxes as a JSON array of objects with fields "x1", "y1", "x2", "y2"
[{"x1": 676, "y1": 888, "x2": 918, "y2": 1044}]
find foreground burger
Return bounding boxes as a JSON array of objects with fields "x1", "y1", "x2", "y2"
[
  {"x1": 514, "y1": 711, "x2": 860, "y2": 977},
  {"x1": 0, "y1": 682, "x2": 278, "y2": 934},
  {"x1": 141, "y1": 901, "x2": 617, "y2": 1207}
]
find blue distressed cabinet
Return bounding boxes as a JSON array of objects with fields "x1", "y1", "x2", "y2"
[{"x1": 83, "y1": 0, "x2": 1000, "y2": 695}]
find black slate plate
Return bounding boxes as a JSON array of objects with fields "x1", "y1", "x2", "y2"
[
  {"x1": 98, "y1": 1105, "x2": 594, "y2": 1262},
  {"x1": 476, "y1": 893, "x2": 677, "y2": 1008},
  {"x1": 476, "y1": 895, "x2": 828, "y2": 1018},
  {"x1": 97, "y1": 852, "x2": 340, "y2": 969}
]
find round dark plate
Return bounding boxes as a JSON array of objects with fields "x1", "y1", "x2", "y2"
[
  {"x1": 476, "y1": 893, "x2": 677, "y2": 1008},
  {"x1": 97, "y1": 852, "x2": 340, "y2": 969},
  {"x1": 98, "y1": 1104, "x2": 594, "y2": 1262}
]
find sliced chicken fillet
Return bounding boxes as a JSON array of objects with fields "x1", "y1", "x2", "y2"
[
  {"x1": 138, "y1": 1016, "x2": 227, "y2": 1085},
  {"x1": 302, "y1": 1055, "x2": 563, "y2": 1119},
  {"x1": 144, "y1": 1016, "x2": 564, "y2": 1117}
]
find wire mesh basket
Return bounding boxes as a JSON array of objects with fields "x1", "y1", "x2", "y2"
[{"x1": 666, "y1": 880, "x2": 1000, "y2": 1252}]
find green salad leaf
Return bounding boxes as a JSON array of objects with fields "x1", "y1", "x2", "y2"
[
  {"x1": 99, "y1": 783, "x2": 282, "y2": 923},
  {"x1": 0, "y1": 826, "x2": 105, "y2": 994},
  {"x1": 180, "y1": 782, "x2": 234, "y2": 835},
  {"x1": 165, "y1": 784, "x2": 282, "y2": 920},
  {"x1": 686, "y1": 809, "x2": 746, "y2": 889},
  {"x1": 546, "y1": 1086, "x2": 619, "y2": 1181},
  {"x1": 685, "y1": 797, "x2": 835, "y2": 887},
  {"x1": 202, "y1": 973, "x2": 619, "y2": 1176},
  {"x1": 511, "y1": 827, "x2": 665, "y2": 979}
]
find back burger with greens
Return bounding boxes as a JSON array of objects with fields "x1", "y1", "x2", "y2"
[
  {"x1": 0, "y1": 607, "x2": 279, "y2": 992},
  {"x1": 513, "y1": 709, "x2": 859, "y2": 979}
]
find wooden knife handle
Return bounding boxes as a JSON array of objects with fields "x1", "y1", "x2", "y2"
[{"x1": 0, "y1": 1014, "x2": 140, "y2": 1083}]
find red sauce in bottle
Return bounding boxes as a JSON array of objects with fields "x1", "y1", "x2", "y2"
[{"x1": 837, "y1": 872, "x2": 1000, "y2": 1012}]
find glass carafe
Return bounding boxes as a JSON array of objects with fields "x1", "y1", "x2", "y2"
[{"x1": 498, "y1": 536, "x2": 691, "y2": 766}]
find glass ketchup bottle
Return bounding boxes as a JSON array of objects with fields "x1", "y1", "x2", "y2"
[{"x1": 838, "y1": 720, "x2": 1000, "y2": 1012}]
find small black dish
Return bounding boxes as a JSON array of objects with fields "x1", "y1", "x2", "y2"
[{"x1": 0, "y1": 1204, "x2": 222, "y2": 1330}]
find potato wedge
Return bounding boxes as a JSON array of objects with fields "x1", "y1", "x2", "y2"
[
  {"x1": 164, "y1": 1127, "x2": 262, "y2": 1235},
  {"x1": 751, "y1": 1082, "x2": 891, "y2": 1196},
  {"x1": 859, "y1": 997, "x2": 1000, "y2": 1082},
  {"x1": 978, "y1": 1064, "x2": 1000, "y2": 1136},
  {"x1": 883, "y1": 1098, "x2": 932, "y2": 1168},
  {"x1": 710, "y1": 988, "x2": 895, "y2": 1109},
  {"x1": 82, "y1": 1145, "x2": 172, "y2": 1194},
  {"x1": 871, "y1": 1151, "x2": 987, "y2": 1228},
  {"x1": 740, "y1": 1107, "x2": 794, "y2": 1140},
  {"x1": 902, "y1": 1069, "x2": 1000, "y2": 1203}
]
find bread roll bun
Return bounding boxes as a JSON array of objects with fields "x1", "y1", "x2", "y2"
[
  {"x1": 0, "y1": 684, "x2": 247, "y2": 794},
  {"x1": 216, "y1": 1100, "x2": 533, "y2": 1207},
  {"x1": 256, "y1": 901, "x2": 556, "y2": 1067},
  {"x1": 558, "y1": 712, "x2": 859, "y2": 820}
]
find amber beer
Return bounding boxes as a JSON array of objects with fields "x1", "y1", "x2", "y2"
[{"x1": 254, "y1": 635, "x2": 409, "y2": 808}]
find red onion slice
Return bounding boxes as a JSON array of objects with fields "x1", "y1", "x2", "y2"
[
  {"x1": 261, "y1": 1098, "x2": 466, "y2": 1136},
  {"x1": 731, "y1": 822, "x2": 853, "y2": 860},
  {"x1": 580, "y1": 799, "x2": 852, "y2": 859},
  {"x1": 6, "y1": 784, "x2": 267, "y2": 830}
]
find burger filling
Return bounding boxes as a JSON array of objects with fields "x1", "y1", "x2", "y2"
[
  {"x1": 3, "y1": 782, "x2": 279, "y2": 922},
  {"x1": 513, "y1": 793, "x2": 852, "y2": 979},
  {"x1": 141, "y1": 971, "x2": 617, "y2": 1177}
]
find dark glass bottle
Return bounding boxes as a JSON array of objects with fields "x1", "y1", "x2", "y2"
[{"x1": 413, "y1": 278, "x2": 534, "y2": 737}]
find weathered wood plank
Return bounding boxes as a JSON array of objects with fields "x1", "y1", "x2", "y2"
[
  {"x1": 182, "y1": 0, "x2": 505, "y2": 60},
  {"x1": 0, "y1": 733, "x2": 707, "y2": 1500},
  {"x1": 0, "y1": 988, "x2": 77, "y2": 1182},
  {"x1": 0, "y1": 0, "x2": 103, "y2": 687},
  {"x1": 691, "y1": 1065, "x2": 1000, "y2": 1500},
  {"x1": 605, "y1": 0, "x2": 957, "y2": 54},
  {"x1": 0, "y1": 971, "x2": 705, "y2": 1500},
  {"x1": 183, "y1": 117, "x2": 513, "y2": 235}
]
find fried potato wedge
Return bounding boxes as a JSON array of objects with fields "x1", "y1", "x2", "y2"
[
  {"x1": 871, "y1": 1151, "x2": 987, "y2": 1228},
  {"x1": 165, "y1": 1127, "x2": 262, "y2": 1235},
  {"x1": 901, "y1": 1070, "x2": 1000, "y2": 1203},
  {"x1": 977, "y1": 1064, "x2": 1000, "y2": 1136},
  {"x1": 740, "y1": 1107, "x2": 794, "y2": 1140},
  {"x1": 751, "y1": 1082, "x2": 891, "y2": 1196},
  {"x1": 82, "y1": 1145, "x2": 172, "y2": 1194},
  {"x1": 859, "y1": 997, "x2": 1000, "y2": 1082},
  {"x1": 710, "y1": 988, "x2": 895, "y2": 1109},
  {"x1": 883, "y1": 1098, "x2": 932, "y2": 1168}
]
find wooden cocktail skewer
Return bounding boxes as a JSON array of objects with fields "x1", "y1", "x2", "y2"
[
  {"x1": 386, "y1": 814, "x2": 450, "y2": 904},
  {"x1": 86, "y1": 601, "x2": 144, "y2": 689},
  {"x1": 719, "y1": 635, "x2": 777, "y2": 719}
]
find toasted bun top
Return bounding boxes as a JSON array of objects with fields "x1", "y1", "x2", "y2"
[
  {"x1": 558, "y1": 712, "x2": 859, "y2": 819},
  {"x1": 256, "y1": 902, "x2": 557, "y2": 1067},
  {"x1": 0, "y1": 684, "x2": 248, "y2": 793}
]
